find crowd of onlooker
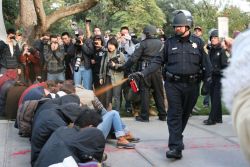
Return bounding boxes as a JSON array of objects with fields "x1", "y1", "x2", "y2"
[{"x1": 3, "y1": 17, "x2": 250, "y2": 165}]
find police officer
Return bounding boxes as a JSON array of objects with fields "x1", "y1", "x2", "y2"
[
  {"x1": 203, "y1": 29, "x2": 229, "y2": 125},
  {"x1": 122, "y1": 25, "x2": 167, "y2": 122},
  {"x1": 131, "y1": 10, "x2": 212, "y2": 159}
]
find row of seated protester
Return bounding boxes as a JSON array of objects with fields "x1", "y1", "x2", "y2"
[{"x1": 0, "y1": 69, "x2": 140, "y2": 167}]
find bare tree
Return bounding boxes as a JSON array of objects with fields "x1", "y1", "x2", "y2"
[{"x1": 17, "y1": 0, "x2": 99, "y2": 43}]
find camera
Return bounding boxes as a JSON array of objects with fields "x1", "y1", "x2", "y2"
[{"x1": 74, "y1": 57, "x2": 81, "y2": 72}]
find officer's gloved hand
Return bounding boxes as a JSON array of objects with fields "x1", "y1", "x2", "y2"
[
  {"x1": 201, "y1": 77, "x2": 212, "y2": 96},
  {"x1": 128, "y1": 72, "x2": 144, "y2": 81}
]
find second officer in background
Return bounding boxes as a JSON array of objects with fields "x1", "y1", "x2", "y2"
[{"x1": 122, "y1": 25, "x2": 167, "y2": 122}]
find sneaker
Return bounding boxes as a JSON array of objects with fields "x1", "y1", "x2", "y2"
[
  {"x1": 125, "y1": 132, "x2": 140, "y2": 143},
  {"x1": 117, "y1": 137, "x2": 135, "y2": 149}
]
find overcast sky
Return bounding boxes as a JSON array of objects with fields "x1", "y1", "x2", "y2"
[{"x1": 194, "y1": 0, "x2": 250, "y2": 12}]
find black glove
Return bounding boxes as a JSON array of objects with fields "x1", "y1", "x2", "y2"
[
  {"x1": 201, "y1": 78, "x2": 212, "y2": 96},
  {"x1": 128, "y1": 72, "x2": 144, "y2": 81}
]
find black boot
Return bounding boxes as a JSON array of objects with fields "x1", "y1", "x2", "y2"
[{"x1": 166, "y1": 149, "x2": 182, "y2": 159}]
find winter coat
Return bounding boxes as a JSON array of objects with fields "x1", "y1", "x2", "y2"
[
  {"x1": 44, "y1": 45, "x2": 65, "y2": 74},
  {"x1": 99, "y1": 51, "x2": 125, "y2": 85},
  {"x1": 0, "y1": 80, "x2": 15, "y2": 115},
  {"x1": 34, "y1": 127, "x2": 105, "y2": 167},
  {"x1": 5, "y1": 83, "x2": 27, "y2": 119},
  {"x1": 0, "y1": 40, "x2": 21, "y2": 69},
  {"x1": 31, "y1": 102, "x2": 82, "y2": 166}
]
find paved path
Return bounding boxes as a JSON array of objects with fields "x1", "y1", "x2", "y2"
[{"x1": 0, "y1": 116, "x2": 249, "y2": 167}]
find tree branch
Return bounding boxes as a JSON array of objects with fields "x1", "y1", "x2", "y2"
[
  {"x1": 33, "y1": 0, "x2": 46, "y2": 29},
  {"x1": 46, "y1": 0, "x2": 99, "y2": 31}
]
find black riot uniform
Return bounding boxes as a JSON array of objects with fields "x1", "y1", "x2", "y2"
[
  {"x1": 204, "y1": 29, "x2": 229, "y2": 125},
  {"x1": 124, "y1": 25, "x2": 167, "y2": 122},
  {"x1": 140, "y1": 10, "x2": 212, "y2": 159}
]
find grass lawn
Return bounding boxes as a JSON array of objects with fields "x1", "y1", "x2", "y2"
[
  {"x1": 192, "y1": 95, "x2": 229, "y2": 115},
  {"x1": 119, "y1": 95, "x2": 229, "y2": 117}
]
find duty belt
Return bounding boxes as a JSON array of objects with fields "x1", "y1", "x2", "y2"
[
  {"x1": 139, "y1": 61, "x2": 150, "y2": 71},
  {"x1": 165, "y1": 71, "x2": 201, "y2": 83}
]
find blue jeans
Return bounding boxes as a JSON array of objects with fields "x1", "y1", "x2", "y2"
[
  {"x1": 97, "y1": 110, "x2": 128, "y2": 139},
  {"x1": 74, "y1": 66, "x2": 92, "y2": 90},
  {"x1": 47, "y1": 72, "x2": 65, "y2": 81}
]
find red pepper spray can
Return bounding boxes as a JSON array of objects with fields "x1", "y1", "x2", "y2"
[{"x1": 130, "y1": 79, "x2": 139, "y2": 93}]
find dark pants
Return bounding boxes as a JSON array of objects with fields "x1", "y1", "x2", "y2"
[
  {"x1": 140, "y1": 70, "x2": 166, "y2": 119},
  {"x1": 165, "y1": 81, "x2": 199, "y2": 151},
  {"x1": 208, "y1": 75, "x2": 222, "y2": 122}
]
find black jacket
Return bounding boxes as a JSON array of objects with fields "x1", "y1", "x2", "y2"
[
  {"x1": 0, "y1": 80, "x2": 15, "y2": 114},
  {"x1": 34, "y1": 127, "x2": 105, "y2": 167},
  {"x1": 209, "y1": 44, "x2": 228, "y2": 76},
  {"x1": 124, "y1": 37, "x2": 163, "y2": 70},
  {"x1": 142, "y1": 33, "x2": 212, "y2": 82},
  {"x1": 0, "y1": 40, "x2": 20, "y2": 69},
  {"x1": 74, "y1": 38, "x2": 95, "y2": 70},
  {"x1": 31, "y1": 102, "x2": 82, "y2": 166}
]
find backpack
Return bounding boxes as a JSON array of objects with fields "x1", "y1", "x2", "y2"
[{"x1": 16, "y1": 98, "x2": 50, "y2": 137}]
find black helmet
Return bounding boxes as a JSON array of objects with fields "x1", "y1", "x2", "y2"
[
  {"x1": 210, "y1": 29, "x2": 218, "y2": 40},
  {"x1": 143, "y1": 25, "x2": 157, "y2": 36},
  {"x1": 172, "y1": 10, "x2": 193, "y2": 28}
]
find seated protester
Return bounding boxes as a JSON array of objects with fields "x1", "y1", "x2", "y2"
[
  {"x1": 47, "y1": 81, "x2": 76, "y2": 98},
  {"x1": 34, "y1": 109, "x2": 105, "y2": 167},
  {"x1": 0, "y1": 80, "x2": 16, "y2": 116},
  {"x1": 99, "y1": 37, "x2": 125, "y2": 111},
  {"x1": 31, "y1": 102, "x2": 83, "y2": 166},
  {"x1": 76, "y1": 86, "x2": 139, "y2": 149},
  {"x1": 5, "y1": 81, "x2": 27, "y2": 119},
  {"x1": 18, "y1": 80, "x2": 57, "y2": 107},
  {"x1": 0, "y1": 69, "x2": 18, "y2": 89},
  {"x1": 32, "y1": 94, "x2": 80, "y2": 125},
  {"x1": 19, "y1": 44, "x2": 41, "y2": 84}
]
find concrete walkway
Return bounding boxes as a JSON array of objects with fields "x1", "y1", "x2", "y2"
[{"x1": 0, "y1": 115, "x2": 249, "y2": 167}]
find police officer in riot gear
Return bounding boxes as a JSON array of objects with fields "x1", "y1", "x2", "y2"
[
  {"x1": 203, "y1": 29, "x2": 229, "y2": 125},
  {"x1": 122, "y1": 25, "x2": 167, "y2": 122},
  {"x1": 131, "y1": 10, "x2": 212, "y2": 159}
]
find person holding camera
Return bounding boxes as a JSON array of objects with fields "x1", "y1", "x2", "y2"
[
  {"x1": 19, "y1": 44, "x2": 41, "y2": 84},
  {"x1": 44, "y1": 35, "x2": 65, "y2": 81},
  {"x1": 61, "y1": 32, "x2": 75, "y2": 80},
  {"x1": 0, "y1": 28, "x2": 21, "y2": 75},
  {"x1": 99, "y1": 37, "x2": 125, "y2": 111},
  {"x1": 33, "y1": 32, "x2": 51, "y2": 81},
  {"x1": 73, "y1": 29, "x2": 94, "y2": 90}
]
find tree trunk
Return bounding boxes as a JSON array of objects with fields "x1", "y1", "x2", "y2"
[
  {"x1": 19, "y1": 0, "x2": 37, "y2": 44},
  {"x1": 18, "y1": 0, "x2": 99, "y2": 43}
]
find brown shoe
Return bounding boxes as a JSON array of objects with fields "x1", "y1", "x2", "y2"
[
  {"x1": 117, "y1": 137, "x2": 135, "y2": 149},
  {"x1": 125, "y1": 132, "x2": 140, "y2": 143},
  {"x1": 149, "y1": 108, "x2": 158, "y2": 116},
  {"x1": 132, "y1": 108, "x2": 140, "y2": 117}
]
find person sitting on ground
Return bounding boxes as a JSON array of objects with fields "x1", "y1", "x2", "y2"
[
  {"x1": 18, "y1": 80, "x2": 57, "y2": 106},
  {"x1": 31, "y1": 100, "x2": 82, "y2": 166},
  {"x1": 75, "y1": 86, "x2": 140, "y2": 149},
  {"x1": 33, "y1": 108, "x2": 105, "y2": 167}
]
